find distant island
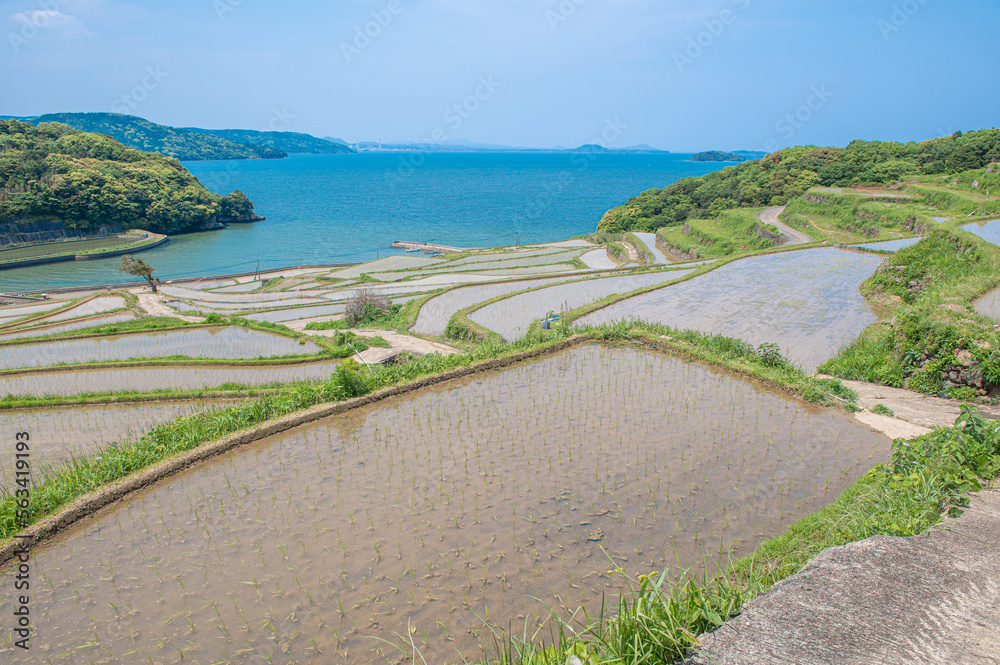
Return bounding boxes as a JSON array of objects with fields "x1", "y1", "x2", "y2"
[
  {"x1": 692, "y1": 151, "x2": 746, "y2": 163},
  {"x1": 3, "y1": 113, "x2": 356, "y2": 161},
  {"x1": 0, "y1": 119, "x2": 259, "y2": 243},
  {"x1": 337, "y1": 138, "x2": 670, "y2": 154}
]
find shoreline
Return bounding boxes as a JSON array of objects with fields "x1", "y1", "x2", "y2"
[{"x1": 13, "y1": 261, "x2": 360, "y2": 296}]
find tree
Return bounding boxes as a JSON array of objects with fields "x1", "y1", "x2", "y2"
[
  {"x1": 217, "y1": 190, "x2": 254, "y2": 220},
  {"x1": 120, "y1": 254, "x2": 158, "y2": 293}
]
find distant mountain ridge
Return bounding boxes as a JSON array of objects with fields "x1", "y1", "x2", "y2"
[
  {"x1": 182, "y1": 127, "x2": 355, "y2": 156},
  {"x1": 5, "y1": 113, "x2": 355, "y2": 161},
  {"x1": 342, "y1": 138, "x2": 670, "y2": 153}
]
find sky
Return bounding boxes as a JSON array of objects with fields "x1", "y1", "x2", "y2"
[{"x1": 2, "y1": 0, "x2": 999, "y2": 152}]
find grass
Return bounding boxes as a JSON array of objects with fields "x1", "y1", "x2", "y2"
[
  {"x1": 820, "y1": 229, "x2": 1000, "y2": 396},
  {"x1": 477, "y1": 406, "x2": 1000, "y2": 664},
  {"x1": 656, "y1": 209, "x2": 779, "y2": 260},
  {"x1": 782, "y1": 191, "x2": 929, "y2": 242},
  {"x1": 0, "y1": 236, "x2": 152, "y2": 263}
]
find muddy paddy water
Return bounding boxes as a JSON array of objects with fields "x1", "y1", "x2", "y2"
[
  {"x1": 0, "y1": 360, "x2": 343, "y2": 398},
  {"x1": 0, "y1": 326, "x2": 321, "y2": 371},
  {"x1": 0, "y1": 400, "x2": 240, "y2": 486},
  {"x1": 577, "y1": 248, "x2": 884, "y2": 371},
  {"x1": 0, "y1": 346, "x2": 890, "y2": 664}
]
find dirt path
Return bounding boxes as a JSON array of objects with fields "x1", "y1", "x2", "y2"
[
  {"x1": 136, "y1": 292, "x2": 202, "y2": 323},
  {"x1": 758, "y1": 206, "x2": 812, "y2": 246},
  {"x1": 305, "y1": 328, "x2": 460, "y2": 364},
  {"x1": 830, "y1": 377, "x2": 1000, "y2": 430}
]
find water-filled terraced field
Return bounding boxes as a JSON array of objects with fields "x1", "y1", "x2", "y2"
[
  {"x1": 845, "y1": 237, "x2": 924, "y2": 253},
  {"x1": 0, "y1": 313, "x2": 135, "y2": 342},
  {"x1": 964, "y1": 218, "x2": 1000, "y2": 246},
  {"x1": 0, "y1": 400, "x2": 238, "y2": 485},
  {"x1": 0, "y1": 326, "x2": 321, "y2": 370},
  {"x1": 245, "y1": 302, "x2": 348, "y2": 323},
  {"x1": 0, "y1": 360, "x2": 342, "y2": 397},
  {"x1": 580, "y1": 248, "x2": 617, "y2": 269},
  {"x1": 413, "y1": 277, "x2": 567, "y2": 336},
  {"x1": 975, "y1": 287, "x2": 1000, "y2": 321},
  {"x1": 633, "y1": 232, "x2": 670, "y2": 264},
  {"x1": 0, "y1": 300, "x2": 65, "y2": 323},
  {"x1": 577, "y1": 248, "x2": 883, "y2": 370},
  {"x1": 44, "y1": 296, "x2": 127, "y2": 322},
  {"x1": 0, "y1": 346, "x2": 889, "y2": 664},
  {"x1": 470, "y1": 269, "x2": 695, "y2": 340},
  {"x1": 160, "y1": 285, "x2": 326, "y2": 304}
]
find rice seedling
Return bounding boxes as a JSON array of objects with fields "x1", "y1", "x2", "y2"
[
  {"x1": 0, "y1": 313, "x2": 136, "y2": 342},
  {"x1": 0, "y1": 327, "x2": 322, "y2": 371},
  {"x1": 0, "y1": 400, "x2": 239, "y2": 486},
  {"x1": 0, "y1": 345, "x2": 887, "y2": 664}
]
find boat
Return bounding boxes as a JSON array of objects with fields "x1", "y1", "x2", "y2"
[{"x1": 405, "y1": 247, "x2": 419, "y2": 253}]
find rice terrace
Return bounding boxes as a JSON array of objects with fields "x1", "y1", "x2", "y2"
[
  {"x1": 4, "y1": 6, "x2": 1000, "y2": 661},
  {"x1": 3, "y1": 156, "x2": 1000, "y2": 663}
]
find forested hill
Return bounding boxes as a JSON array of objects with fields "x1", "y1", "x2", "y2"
[
  {"x1": 182, "y1": 127, "x2": 355, "y2": 155},
  {"x1": 599, "y1": 129, "x2": 1000, "y2": 233},
  {"x1": 26, "y1": 113, "x2": 285, "y2": 161},
  {"x1": 0, "y1": 119, "x2": 256, "y2": 235}
]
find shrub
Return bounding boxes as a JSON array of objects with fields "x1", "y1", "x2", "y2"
[{"x1": 344, "y1": 288, "x2": 401, "y2": 326}]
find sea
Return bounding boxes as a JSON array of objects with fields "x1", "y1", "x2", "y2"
[{"x1": 0, "y1": 152, "x2": 729, "y2": 290}]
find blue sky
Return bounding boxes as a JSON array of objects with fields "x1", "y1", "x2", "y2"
[{"x1": 2, "y1": 0, "x2": 998, "y2": 152}]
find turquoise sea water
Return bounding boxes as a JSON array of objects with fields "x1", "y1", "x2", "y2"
[{"x1": 1, "y1": 152, "x2": 727, "y2": 290}]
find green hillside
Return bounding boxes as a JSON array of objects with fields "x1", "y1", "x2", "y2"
[
  {"x1": 0, "y1": 119, "x2": 255, "y2": 235},
  {"x1": 183, "y1": 127, "x2": 355, "y2": 155},
  {"x1": 28, "y1": 113, "x2": 286, "y2": 161},
  {"x1": 599, "y1": 129, "x2": 1000, "y2": 233}
]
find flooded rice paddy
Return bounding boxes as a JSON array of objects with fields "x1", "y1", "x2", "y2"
[
  {"x1": 0, "y1": 360, "x2": 342, "y2": 397},
  {"x1": 975, "y1": 287, "x2": 1000, "y2": 321},
  {"x1": 413, "y1": 277, "x2": 565, "y2": 336},
  {"x1": 963, "y1": 219, "x2": 1000, "y2": 246},
  {"x1": 0, "y1": 300, "x2": 65, "y2": 323},
  {"x1": 0, "y1": 400, "x2": 238, "y2": 485},
  {"x1": 44, "y1": 296, "x2": 127, "y2": 322},
  {"x1": 845, "y1": 237, "x2": 924, "y2": 253},
  {"x1": 0, "y1": 346, "x2": 889, "y2": 664},
  {"x1": 0, "y1": 326, "x2": 321, "y2": 370},
  {"x1": 0, "y1": 313, "x2": 135, "y2": 342},
  {"x1": 633, "y1": 232, "x2": 670, "y2": 264},
  {"x1": 577, "y1": 248, "x2": 883, "y2": 371},
  {"x1": 470, "y1": 269, "x2": 695, "y2": 340}
]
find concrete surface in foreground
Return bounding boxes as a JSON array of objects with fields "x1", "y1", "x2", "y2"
[{"x1": 684, "y1": 490, "x2": 1000, "y2": 665}]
